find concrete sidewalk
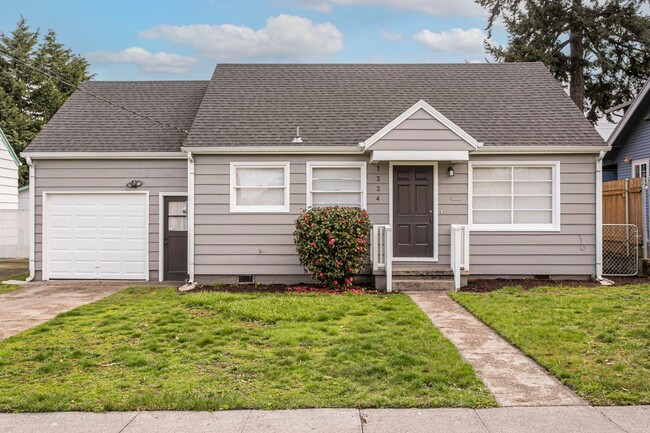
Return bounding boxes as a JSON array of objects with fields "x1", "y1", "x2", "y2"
[
  {"x1": 0, "y1": 406, "x2": 648, "y2": 433},
  {"x1": 408, "y1": 292, "x2": 585, "y2": 407}
]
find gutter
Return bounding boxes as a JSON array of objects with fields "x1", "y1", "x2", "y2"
[
  {"x1": 187, "y1": 151, "x2": 195, "y2": 283},
  {"x1": 596, "y1": 150, "x2": 605, "y2": 280},
  {"x1": 26, "y1": 157, "x2": 35, "y2": 282}
]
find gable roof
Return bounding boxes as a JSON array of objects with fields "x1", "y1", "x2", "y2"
[
  {"x1": 608, "y1": 78, "x2": 650, "y2": 150},
  {"x1": 25, "y1": 81, "x2": 209, "y2": 152},
  {"x1": 0, "y1": 127, "x2": 20, "y2": 166},
  {"x1": 363, "y1": 99, "x2": 480, "y2": 150},
  {"x1": 185, "y1": 63, "x2": 604, "y2": 148}
]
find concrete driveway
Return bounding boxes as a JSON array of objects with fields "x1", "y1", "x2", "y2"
[{"x1": 0, "y1": 281, "x2": 134, "y2": 340}]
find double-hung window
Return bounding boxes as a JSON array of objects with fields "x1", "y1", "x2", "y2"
[
  {"x1": 306, "y1": 161, "x2": 366, "y2": 208},
  {"x1": 470, "y1": 162, "x2": 560, "y2": 231},
  {"x1": 230, "y1": 162, "x2": 290, "y2": 213}
]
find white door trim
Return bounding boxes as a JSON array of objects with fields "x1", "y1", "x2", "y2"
[
  {"x1": 158, "y1": 192, "x2": 189, "y2": 282},
  {"x1": 42, "y1": 191, "x2": 150, "y2": 281},
  {"x1": 388, "y1": 162, "x2": 439, "y2": 262}
]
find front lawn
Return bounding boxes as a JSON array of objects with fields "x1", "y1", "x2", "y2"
[
  {"x1": 0, "y1": 287, "x2": 495, "y2": 412},
  {"x1": 0, "y1": 273, "x2": 28, "y2": 294},
  {"x1": 451, "y1": 285, "x2": 650, "y2": 405}
]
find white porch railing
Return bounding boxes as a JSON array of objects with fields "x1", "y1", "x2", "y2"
[
  {"x1": 450, "y1": 224, "x2": 470, "y2": 291},
  {"x1": 371, "y1": 224, "x2": 393, "y2": 292}
]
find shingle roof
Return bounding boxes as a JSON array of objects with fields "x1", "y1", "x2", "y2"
[
  {"x1": 26, "y1": 81, "x2": 209, "y2": 152},
  {"x1": 185, "y1": 63, "x2": 605, "y2": 147}
]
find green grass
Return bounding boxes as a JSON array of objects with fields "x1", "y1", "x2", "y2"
[
  {"x1": 451, "y1": 285, "x2": 650, "y2": 406},
  {"x1": 0, "y1": 273, "x2": 28, "y2": 294},
  {"x1": 0, "y1": 287, "x2": 495, "y2": 412}
]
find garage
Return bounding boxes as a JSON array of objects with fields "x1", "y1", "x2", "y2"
[{"x1": 44, "y1": 192, "x2": 149, "y2": 280}]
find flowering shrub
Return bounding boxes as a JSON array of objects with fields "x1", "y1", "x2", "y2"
[{"x1": 294, "y1": 206, "x2": 371, "y2": 289}]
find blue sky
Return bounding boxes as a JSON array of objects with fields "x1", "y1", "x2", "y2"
[{"x1": 1, "y1": 0, "x2": 507, "y2": 80}]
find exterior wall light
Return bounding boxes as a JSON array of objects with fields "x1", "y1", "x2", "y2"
[
  {"x1": 447, "y1": 166, "x2": 454, "y2": 177},
  {"x1": 126, "y1": 180, "x2": 143, "y2": 189}
]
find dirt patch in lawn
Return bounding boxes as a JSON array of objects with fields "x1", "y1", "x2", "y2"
[
  {"x1": 462, "y1": 276, "x2": 650, "y2": 292},
  {"x1": 186, "y1": 283, "x2": 378, "y2": 294}
]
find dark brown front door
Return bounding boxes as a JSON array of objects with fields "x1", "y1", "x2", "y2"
[
  {"x1": 164, "y1": 196, "x2": 188, "y2": 281},
  {"x1": 393, "y1": 166, "x2": 434, "y2": 257}
]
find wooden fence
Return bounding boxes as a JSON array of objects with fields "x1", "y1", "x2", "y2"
[{"x1": 603, "y1": 177, "x2": 645, "y2": 232}]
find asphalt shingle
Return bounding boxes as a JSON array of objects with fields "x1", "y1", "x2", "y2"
[
  {"x1": 185, "y1": 63, "x2": 605, "y2": 148},
  {"x1": 26, "y1": 81, "x2": 209, "y2": 152}
]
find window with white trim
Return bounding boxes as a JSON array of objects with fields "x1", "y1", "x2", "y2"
[
  {"x1": 470, "y1": 162, "x2": 560, "y2": 231},
  {"x1": 633, "y1": 159, "x2": 649, "y2": 178},
  {"x1": 230, "y1": 162, "x2": 290, "y2": 213},
  {"x1": 307, "y1": 162, "x2": 366, "y2": 208}
]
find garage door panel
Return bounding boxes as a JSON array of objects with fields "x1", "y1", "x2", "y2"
[{"x1": 46, "y1": 193, "x2": 148, "y2": 280}]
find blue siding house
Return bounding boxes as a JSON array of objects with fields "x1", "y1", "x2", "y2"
[{"x1": 605, "y1": 79, "x2": 650, "y2": 180}]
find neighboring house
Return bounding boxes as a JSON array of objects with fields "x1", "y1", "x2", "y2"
[
  {"x1": 17, "y1": 185, "x2": 29, "y2": 211},
  {"x1": 605, "y1": 79, "x2": 650, "y2": 180},
  {"x1": 22, "y1": 63, "x2": 609, "y2": 288},
  {"x1": 0, "y1": 127, "x2": 20, "y2": 209}
]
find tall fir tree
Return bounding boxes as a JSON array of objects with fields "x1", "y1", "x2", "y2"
[
  {"x1": 0, "y1": 17, "x2": 92, "y2": 185},
  {"x1": 477, "y1": 0, "x2": 650, "y2": 122}
]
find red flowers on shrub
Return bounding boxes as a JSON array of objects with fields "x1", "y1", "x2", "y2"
[{"x1": 294, "y1": 206, "x2": 371, "y2": 289}]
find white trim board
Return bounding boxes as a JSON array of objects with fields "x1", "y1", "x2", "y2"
[
  {"x1": 158, "y1": 192, "x2": 189, "y2": 282},
  {"x1": 363, "y1": 100, "x2": 480, "y2": 150},
  {"x1": 22, "y1": 152, "x2": 188, "y2": 160},
  {"x1": 388, "y1": 162, "x2": 439, "y2": 262},
  {"x1": 182, "y1": 146, "x2": 364, "y2": 155},
  {"x1": 468, "y1": 160, "x2": 561, "y2": 232},
  {"x1": 42, "y1": 191, "x2": 150, "y2": 281},
  {"x1": 305, "y1": 161, "x2": 367, "y2": 209},
  {"x1": 371, "y1": 150, "x2": 468, "y2": 163},
  {"x1": 474, "y1": 146, "x2": 610, "y2": 154}
]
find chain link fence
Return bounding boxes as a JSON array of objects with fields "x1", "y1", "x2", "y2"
[
  {"x1": 0, "y1": 210, "x2": 29, "y2": 259},
  {"x1": 602, "y1": 224, "x2": 638, "y2": 276}
]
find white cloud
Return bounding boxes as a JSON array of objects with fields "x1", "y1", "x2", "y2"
[
  {"x1": 413, "y1": 28, "x2": 487, "y2": 54},
  {"x1": 139, "y1": 15, "x2": 344, "y2": 61},
  {"x1": 86, "y1": 47, "x2": 199, "y2": 74},
  {"x1": 381, "y1": 30, "x2": 402, "y2": 41},
  {"x1": 297, "y1": 0, "x2": 485, "y2": 17}
]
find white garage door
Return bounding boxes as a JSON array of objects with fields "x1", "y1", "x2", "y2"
[{"x1": 46, "y1": 193, "x2": 148, "y2": 280}]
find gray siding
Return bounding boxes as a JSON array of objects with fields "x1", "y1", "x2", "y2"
[
  {"x1": 608, "y1": 104, "x2": 650, "y2": 180},
  {"x1": 469, "y1": 153, "x2": 597, "y2": 277},
  {"x1": 33, "y1": 159, "x2": 187, "y2": 280},
  {"x1": 194, "y1": 154, "x2": 382, "y2": 278},
  {"x1": 371, "y1": 109, "x2": 475, "y2": 152}
]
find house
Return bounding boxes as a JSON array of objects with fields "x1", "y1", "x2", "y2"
[
  {"x1": 21, "y1": 63, "x2": 609, "y2": 289},
  {"x1": 0, "y1": 127, "x2": 20, "y2": 209},
  {"x1": 604, "y1": 79, "x2": 650, "y2": 181}
]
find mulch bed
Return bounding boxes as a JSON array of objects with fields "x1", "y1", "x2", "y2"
[
  {"x1": 461, "y1": 276, "x2": 650, "y2": 292},
  {"x1": 186, "y1": 283, "x2": 378, "y2": 295}
]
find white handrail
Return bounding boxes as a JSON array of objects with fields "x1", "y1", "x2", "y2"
[
  {"x1": 450, "y1": 224, "x2": 470, "y2": 291},
  {"x1": 371, "y1": 224, "x2": 393, "y2": 292}
]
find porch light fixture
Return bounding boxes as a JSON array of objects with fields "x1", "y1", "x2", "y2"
[
  {"x1": 447, "y1": 166, "x2": 455, "y2": 177},
  {"x1": 126, "y1": 179, "x2": 143, "y2": 189}
]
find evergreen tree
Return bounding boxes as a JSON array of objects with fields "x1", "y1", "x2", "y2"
[
  {"x1": 0, "y1": 17, "x2": 92, "y2": 185},
  {"x1": 478, "y1": 0, "x2": 650, "y2": 122}
]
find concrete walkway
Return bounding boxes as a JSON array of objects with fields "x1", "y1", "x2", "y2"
[
  {"x1": 0, "y1": 406, "x2": 647, "y2": 433},
  {"x1": 0, "y1": 281, "x2": 132, "y2": 339},
  {"x1": 408, "y1": 292, "x2": 585, "y2": 407}
]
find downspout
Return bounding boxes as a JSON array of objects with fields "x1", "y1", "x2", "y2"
[
  {"x1": 187, "y1": 151, "x2": 195, "y2": 283},
  {"x1": 596, "y1": 151, "x2": 604, "y2": 280},
  {"x1": 26, "y1": 157, "x2": 35, "y2": 282}
]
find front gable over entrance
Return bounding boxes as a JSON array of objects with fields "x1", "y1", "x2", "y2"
[{"x1": 363, "y1": 100, "x2": 480, "y2": 162}]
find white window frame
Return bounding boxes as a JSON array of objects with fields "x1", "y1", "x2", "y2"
[
  {"x1": 229, "y1": 162, "x2": 291, "y2": 213},
  {"x1": 306, "y1": 161, "x2": 367, "y2": 209},
  {"x1": 468, "y1": 161, "x2": 561, "y2": 232},
  {"x1": 632, "y1": 158, "x2": 649, "y2": 178}
]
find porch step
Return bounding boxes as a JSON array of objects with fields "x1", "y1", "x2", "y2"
[
  {"x1": 392, "y1": 277, "x2": 455, "y2": 292},
  {"x1": 392, "y1": 264, "x2": 453, "y2": 277}
]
